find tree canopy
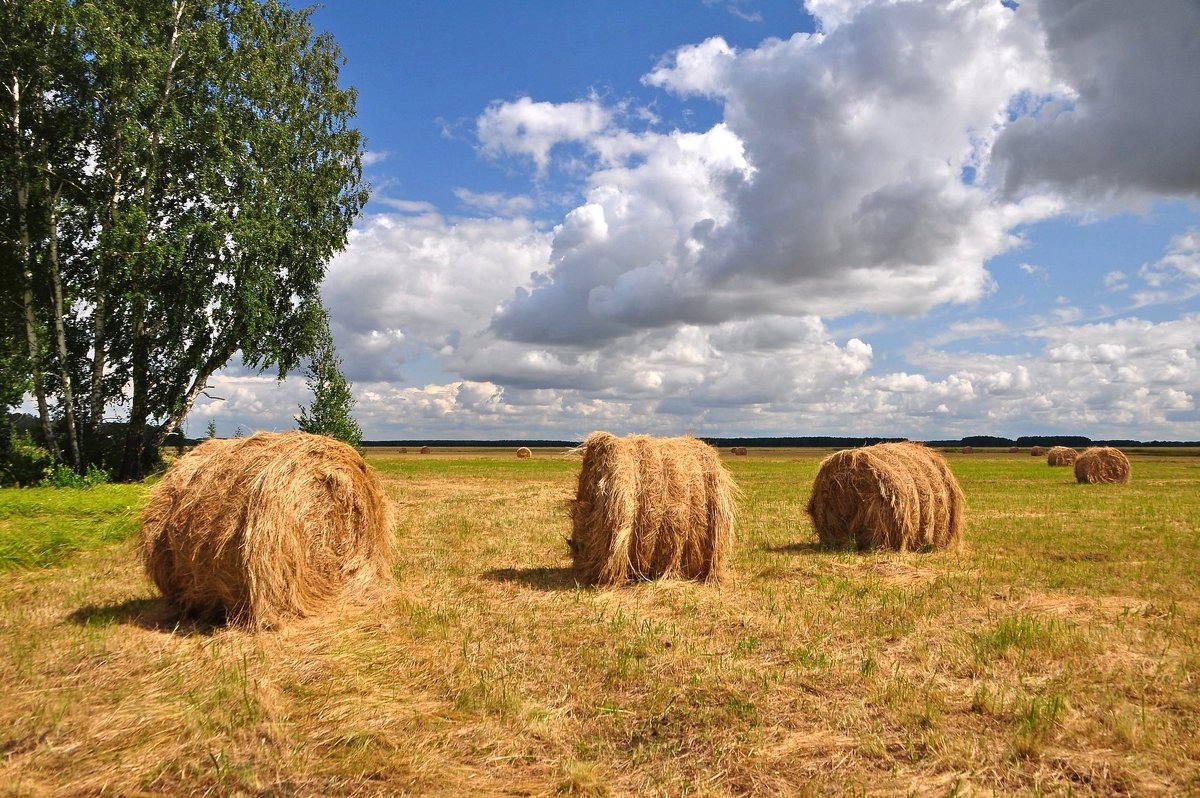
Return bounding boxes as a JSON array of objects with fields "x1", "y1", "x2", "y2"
[{"x1": 0, "y1": 0, "x2": 367, "y2": 478}]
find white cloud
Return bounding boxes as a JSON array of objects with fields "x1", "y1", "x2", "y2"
[
  {"x1": 475, "y1": 96, "x2": 612, "y2": 174},
  {"x1": 495, "y1": 0, "x2": 1061, "y2": 345}
]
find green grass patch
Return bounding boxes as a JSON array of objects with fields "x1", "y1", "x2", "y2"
[{"x1": 0, "y1": 484, "x2": 145, "y2": 569}]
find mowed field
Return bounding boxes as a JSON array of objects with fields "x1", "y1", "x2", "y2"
[{"x1": 1, "y1": 447, "x2": 1198, "y2": 796}]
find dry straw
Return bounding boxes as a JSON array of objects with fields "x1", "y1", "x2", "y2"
[
  {"x1": 569, "y1": 432, "x2": 738, "y2": 586},
  {"x1": 1046, "y1": 446, "x2": 1077, "y2": 466},
  {"x1": 731, "y1": 447, "x2": 748, "y2": 456},
  {"x1": 806, "y1": 441, "x2": 964, "y2": 552},
  {"x1": 139, "y1": 432, "x2": 396, "y2": 629},
  {"x1": 516, "y1": 447, "x2": 532, "y2": 459},
  {"x1": 1009, "y1": 447, "x2": 1020, "y2": 454},
  {"x1": 420, "y1": 446, "x2": 432, "y2": 454},
  {"x1": 1030, "y1": 446, "x2": 1047, "y2": 456},
  {"x1": 1074, "y1": 447, "x2": 1131, "y2": 484},
  {"x1": 961, "y1": 446, "x2": 974, "y2": 454}
]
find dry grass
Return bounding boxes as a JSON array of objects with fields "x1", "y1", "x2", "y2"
[
  {"x1": 569, "y1": 432, "x2": 737, "y2": 586},
  {"x1": 139, "y1": 432, "x2": 395, "y2": 629},
  {"x1": 1047, "y1": 446, "x2": 1078, "y2": 467},
  {"x1": 806, "y1": 442, "x2": 964, "y2": 551},
  {"x1": 2, "y1": 448, "x2": 1199, "y2": 795},
  {"x1": 1075, "y1": 447, "x2": 1132, "y2": 484}
]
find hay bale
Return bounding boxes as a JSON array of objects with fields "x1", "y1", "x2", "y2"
[
  {"x1": 1009, "y1": 447, "x2": 1020, "y2": 454},
  {"x1": 1074, "y1": 447, "x2": 1131, "y2": 484},
  {"x1": 420, "y1": 446, "x2": 432, "y2": 454},
  {"x1": 569, "y1": 432, "x2": 738, "y2": 586},
  {"x1": 1046, "y1": 446, "x2": 1077, "y2": 466},
  {"x1": 806, "y1": 441, "x2": 964, "y2": 552},
  {"x1": 139, "y1": 431, "x2": 396, "y2": 629},
  {"x1": 516, "y1": 446, "x2": 532, "y2": 459},
  {"x1": 398, "y1": 447, "x2": 408, "y2": 454},
  {"x1": 1030, "y1": 446, "x2": 1047, "y2": 456},
  {"x1": 731, "y1": 446, "x2": 748, "y2": 456},
  {"x1": 961, "y1": 446, "x2": 974, "y2": 454}
]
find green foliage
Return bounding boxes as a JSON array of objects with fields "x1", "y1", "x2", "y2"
[
  {"x1": 296, "y1": 317, "x2": 362, "y2": 449},
  {"x1": 205, "y1": 420, "x2": 217, "y2": 439},
  {"x1": 41, "y1": 462, "x2": 110, "y2": 489},
  {"x1": 0, "y1": 433, "x2": 55, "y2": 487},
  {"x1": 0, "y1": 0, "x2": 368, "y2": 479}
]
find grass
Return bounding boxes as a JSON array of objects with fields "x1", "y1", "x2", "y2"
[{"x1": 1, "y1": 447, "x2": 1199, "y2": 795}]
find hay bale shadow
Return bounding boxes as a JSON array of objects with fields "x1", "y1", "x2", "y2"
[
  {"x1": 67, "y1": 597, "x2": 224, "y2": 635},
  {"x1": 763, "y1": 541, "x2": 831, "y2": 555},
  {"x1": 481, "y1": 566, "x2": 582, "y2": 592}
]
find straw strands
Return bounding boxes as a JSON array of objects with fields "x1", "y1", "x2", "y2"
[
  {"x1": 139, "y1": 432, "x2": 396, "y2": 629},
  {"x1": 1047, "y1": 446, "x2": 1077, "y2": 466},
  {"x1": 569, "y1": 432, "x2": 738, "y2": 587},
  {"x1": 806, "y1": 442, "x2": 964, "y2": 552},
  {"x1": 1075, "y1": 447, "x2": 1132, "y2": 484}
]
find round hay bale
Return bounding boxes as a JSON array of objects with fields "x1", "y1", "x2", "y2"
[
  {"x1": 1030, "y1": 446, "x2": 1047, "y2": 456},
  {"x1": 1009, "y1": 447, "x2": 1020, "y2": 454},
  {"x1": 1074, "y1": 447, "x2": 1131, "y2": 484},
  {"x1": 398, "y1": 447, "x2": 408, "y2": 454},
  {"x1": 139, "y1": 431, "x2": 396, "y2": 629},
  {"x1": 731, "y1": 446, "x2": 748, "y2": 456},
  {"x1": 806, "y1": 441, "x2": 964, "y2": 552},
  {"x1": 569, "y1": 432, "x2": 738, "y2": 586},
  {"x1": 961, "y1": 446, "x2": 974, "y2": 454},
  {"x1": 516, "y1": 446, "x2": 532, "y2": 459},
  {"x1": 1046, "y1": 446, "x2": 1077, "y2": 466},
  {"x1": 420, "y1": 446, "x2": 432, "y2": 454}
]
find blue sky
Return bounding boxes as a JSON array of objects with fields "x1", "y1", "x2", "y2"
[{"x1": 193, "y1": 0, "x2": 1200, "y2": 441}]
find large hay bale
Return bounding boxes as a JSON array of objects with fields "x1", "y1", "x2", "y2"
[
  {"x1": 806, "y1": 442, "x2": 964, "y2": 552},
  {"x1": 731, "y1": 447, "x2": 748, "y2": 456},
  {"x1": 420, "y1": 446, "x2": 432, "y2": 454},
  {"x1": 1074, "y1": 447, "x2": 1131, "y2": 484},
  {"x1": 1046, "y1": 446, "x2": 1077, "y2": 466},
  {"x1": 139, "y1": 432, "x2": 396, "y2": 629},
  {"x1": 516, "y1": 447, "x2": 532, "y2": 459},
  {"x1": 961, "y1": 446, "x2": 974, "y2": 454},
  {"x1": 569, "y1": 432, "x2": 738, "y2": 586},
  {"x1": 1009, "y1": 447, "x2": 1020, "y2": 454},
  {"x1": 1030, "y1": 446, "x2": 1047, "y2": 456}
]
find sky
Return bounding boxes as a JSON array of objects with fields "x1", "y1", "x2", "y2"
[{"x1": 191, "y1": 0, "x2": 1200, "y2": 442}]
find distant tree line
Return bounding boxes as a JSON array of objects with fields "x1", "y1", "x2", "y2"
[{"x1": 1, "y1": 0, "x2": 366, "y2": 480}]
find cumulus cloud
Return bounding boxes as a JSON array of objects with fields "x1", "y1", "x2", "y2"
[
  {"x1": 476, "y1": 96, "x2": 612, "y2": 174},
  {"x1": 992, "y1": 0, "x2": 1200, "y2": 201},
  {"x1": 321, "y1": 212, "x2": 551, "y2": 382},
  {"x1": 493, "y1": 0, "x2": 1061, "y2": 346}
]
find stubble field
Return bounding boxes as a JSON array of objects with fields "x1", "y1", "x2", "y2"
[{"x1": 1, "y1": 447, "x2": 1198, "y2": 796}]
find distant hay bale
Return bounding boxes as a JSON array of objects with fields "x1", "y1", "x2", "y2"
[
  {"x1": 516, "y1": 446, "x2": 532, "y2": 459},
  {"x1": 1074, "y1": 447, "x2": 1131, "y2": 484},
  {"x1": 1030, "y1": 446, "x2": 1047, "y2": 456},
  {"x1": 961, "y1": 446, "x2": 974, "y2": 454},
  {"x1": 139, "y1": 432, "x2": 396, "y2": 629},
  {"x1": 1046, "y1": 446, "x2": 1077, "y2": 466},
  {"x1": 806, "y1": 441, "x2": 964, "y2": 552},
  {"x1": 1009, "y1": 447, "x2": 1020, "y2": 454},
  {"x1": 398, "y1": 447, "x2": 408, "y2": 454},
  {"x1": 420, "y1": 446, "x2": 431, "y2": 454},
  {"x1": 731, "y1": 447, "x2": 748, "y2": 456},
  {"x1": 569, "y1": 432, "x2": 738, "y2": 587}
]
